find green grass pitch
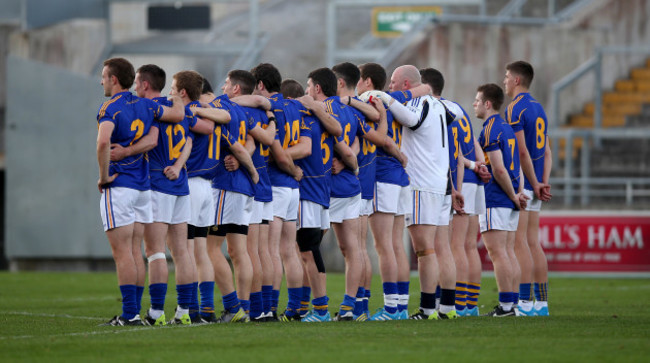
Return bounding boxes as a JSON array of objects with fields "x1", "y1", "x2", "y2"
[{"x1": 0, "y1": 272, "x2": 648, "y2": 362}]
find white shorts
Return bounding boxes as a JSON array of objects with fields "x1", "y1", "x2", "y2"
[
  {"x1": 151, "y1": 191, "x2": 191, "y2": 224},
  {"x1": 436, "y1": 194, "x2": 452, "y2": 226},
  {"x1": 524, "y1": 189, "x2": 542, "y2": 212},
  {"x1": 479, "y1": 207, "x2": 520, "y2": 232},
  {"x1": 298, "y1": 200, "x2": 330, "y2": 230},
  {"x1": 374, "y1": 182, "x2": 411, "y2": 215},
  {"x1": 250, "y1": 201, "x2": 274, "y2": 224},
  {"x1": 405, "y1": 190, "x2": 446, "y2": 227},
  {"x1": 329, "y1": 194, "x2": 361, "y2": 223},
  {"x1": 100, "y1": 187, "x2": 152, "y2": 231},
  {"x1": 213, "y1": 189, "x2": 253, "y2": 226},
  {"x1": 188, "y1": 177, "x2": 215, "y2": 227},
  {"x1": 455, "y1": 183, "x2": 486, "y2": 216},
  {"x1": 272, "y1": 187, "x2": 300, "y2": 221},
  {"x1": 360, "y1": 198, "x2": 374, "y2": 216}
]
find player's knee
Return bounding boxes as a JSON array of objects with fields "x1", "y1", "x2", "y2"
[
  {"x1": 415, "y1": 248, "x2": 436, "y2": 258},
  {"x1": 147, "y1": 252, "x2": 166, "y2": 263},
  {"x1": 311, "y1": 246, "x2": 326, "y2": 273},
  {"x1": 297, "y1": 228, "x2": 321, "y2": 252},
  {"x1": 194, "y1": 226, "x2": 209, "y2": 238}
]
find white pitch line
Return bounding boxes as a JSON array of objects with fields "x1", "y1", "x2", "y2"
[{"x1": 5, "y1": 311, "x2": 104, "y2": 321}]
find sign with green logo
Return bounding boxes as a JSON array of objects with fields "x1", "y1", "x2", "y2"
[{"x1": 372, "y1": 6, "x2": 442, "y2": 38}]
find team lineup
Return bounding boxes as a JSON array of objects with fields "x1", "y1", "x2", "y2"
[{"x1": 96, "y1": 58, "x2": 552, "y2": 326}]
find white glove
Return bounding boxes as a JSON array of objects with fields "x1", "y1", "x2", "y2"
[{"x1": 358, "y1": 90, "x2": 394, "y2": 105}]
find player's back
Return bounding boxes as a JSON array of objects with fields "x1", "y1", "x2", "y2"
[
  {"x1": 267, "y1": 93, "x2": 301, "y2": 189},
  {"x1": 400, "y1": 95, "x2": 449, "y2": 194},
  {"x1": 296, "y1": 108, "x2": 330, "y2": 207},
  {"x1": 186, "y1": 100, "x2": 220, "y2": 181},
  {"x1": 326, "y1": 96, "x2": 361, "y2": 198},
  {"x1": 350, "y1": 102, "x2": 376, "y2": 200},
  {"x1": 479, "y1": 114, "x2": 520, "y2": 208},
  {"x1": 97, "y1": 91, "x2": 161, "y2": 191},
  {"x1": 375, "y1": 91, "x2": 412, "y2": 187},
  {"x1": 243, "y1": 106, "x2": 272, "y2": 203}
]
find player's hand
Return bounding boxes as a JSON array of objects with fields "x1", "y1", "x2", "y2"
[
  {"x1": 224, "y1": 154, "x2": 240, "y2": 171},
  {"x1": 359, "y1": 90, "x2": 393, "y2": 105},
  {"x1": 293, "y1": 166, "x2": 303, "y2": 182},
  {"x1": 398, "y1": 152, "x2": 408, "y2": 168},
  {"x1": 97, "y1": 174, "x2": 118, "y2": 193},
  {"x1": 163, "y1": 166, "x2": 181, "y2": 181},
  {"x1": 513, "y1": 192, "x2": 530, "y2": 210},
  {"x1": 297, "y1": 95, "x2": 315, "y2": 110},
  {"x1": 370, "y1": 97, "x2": 387, "y2": 115},
  {"x1": 478, "y1": 164, "x2": 491, "y2": 183},
  {"x1": 452, "y1": 189, "x2": 465, "y2": 215},
  {"x1": 110, "y1": 144, "x2": 128, "y2": 161},
  {"x1": 331, "y1": 158, "x2": 344, "y2": 175},
  {"x1": 540, "y1": 184, "x2": 552, "y2": 202}
]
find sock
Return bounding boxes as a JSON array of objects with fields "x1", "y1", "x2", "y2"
[
  {"x1": 519, "y1": 283, "x2": 532, "y2": 302},
  {"x1": 199, "y1": 281, "x2": 215, "y2": 316},
  {"x1": 455, "y1": 281, "x2": 467, "y2": 311},
  {"x1": 262, "y1": 285, "x2": 273, "y2": 314},
  {"x1": 189, "y1": 282, "x2": 199, "y2": 319},
  {"x1": 421, "y1": 292, "x2": 436, "y2": 316},
  {"x1": 223, "y1": 291, "x2": 240, "y2": 313},
  {"x1": 135, "y1": 285, "x2": 144, "y2": 314},
  {"x1": 301, "y1": 286, "x2": 312, "y2": 315},
  {"x1": 397, "y1": 281, "x2": 409, "y2": 313},
  {"x1": 312, "y1": 296, "x2": 329, "y2": 316},
  {"x1": 382, "y1": 282, "x2": 398, "y2": 314},
  {"x1": 363, "y1": 289, "x2": 371, "y2": 313},
  {"x1": 340, "y1": 294, "x2": 355, "y2": 315},
  {"x1": 499, "y1": 292, "x2": 513, "y2": 311},
  {"x1": 354, "y1": 287, "x2": 365, "y2": 316},
  {"x1": 119, "y1": 284, "x2": 138, "y2": 320},
  {"x1": 272, "y1": 289, "x2": 280, "y2": 313},
  {"x1": 535, "y1": 282, "x2": 548, "y2": 302},
  {"x1": 149, "y1": 283, "x2": 167, "y2": 312},
  {"x1": 466, "y1": 282, "x2": 481, "y2": 309},
  {"x1": 434, "y1": 285, "x2": 441, "y2": 310},
  {"x1": 240, "y1": 299, "x2": 250, "y2": 314},
  {"x1": 176, "y1": 283, "x2": 193, "y2": 310},
  {"x1": 439, "y1": 288, "x2": 456, "y2": 314},
  {"x1": 250, "y1": 292, "x2": 263, "y2": 319},
  {"x1": 286, "y1": 287, "x2": 302, "y2": 316},
  {"x1": 510, "y1": 292, "x2": 518, "y2": 307}
]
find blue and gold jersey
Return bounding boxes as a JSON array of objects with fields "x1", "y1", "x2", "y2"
[
  {"x1": 448, "y1": 100, "x2": 480, "y2": 185},
  {"x1": 243, "y1": 106, "x2": 272, "y2": 203},
  {"x1": 186, "y1": 101, "x2": 220, "y2": 181},
  {"x1": 350, "y1": 99, "x2": 375, "y2": 200},
  {"x1": 148, "y1": 97, "x2": 193, "y2": 196},
  {"x1": 267, "y1": 93, "x2": 301, "y2": 189},
  {"x1": 97, "y1": 91, "x2": 163, "y2": 191},
  {"x1": 375, "y1": 90, "x2": 412, "y2": 186},
  {"x1": 296, "y1": 109, "x2": 331, "y2": 208},
  {"x1": 479, "y1": 114, "x2": 520, "y2": 209},
  {"x1": 326, "y1": 96, "x2": 361, "y2": 198},
  {"x1": 505, "y1": 92, "x2": 548, "y2": 190},
  {"x1": 209, "y1": 95, "x2": 255, "y2": 196},
  {"x1": 448, "y1": 118, "x2": 460, "y2": 192}
]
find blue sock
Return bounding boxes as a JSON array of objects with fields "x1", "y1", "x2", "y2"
[
  {"x1": 223, "y1": 291, "x2": 240, "y2": 313},
  {"x1": 397, "y1": 281, "x2": 409, "y2": 312},
  {"x1": 135, "y1": 285, "x2": 144, "y2": 314},
  {"x1": 312, "y1": 296, "x2": 329, "y2": 316},
  {"x1": 421, "y1": 292, "x2": 436, "y2": 310},
  {"x1": 272, "y1": 289, "x2": 280, "y2": 313},
  {"x1": 119, "y1": 284, "x2": 138, "y2": 319},
  {"x1": 189, "y1": 282, "x2": 199, "y2": 318},
  {"x1": 498, "y1": 292, "x2": 510, "y2": 305},
  {"x1": 466, "y1": 282, "x2": 480, "y2": 309},
  {"x1": 286, "y1": 287, "x2": 302, "y2": 316},
  {"x1": 340, "y1": 294, "x2": 356, "y2": 315},
  {"x1": 199, "y1": 281, "x2": 215, "y2": 316},
  {"x1": 382, "y1": 282, "x2": 398, "y2": 314},
  {"x1": 455, "y1": 282, "x2": 467, "y2": 311},
  {"x1": 176, "y1": 283, "x2": 193, "y2": 310},
  {"x1": 364, "y1": 289, "x2": 371, "y2": 313},
  {"x1": 535, "y1": 282, "x2": 548, "y2": 301},
  {"x1": 149, "y1": 283, "x2": 167, "y2": 311},
  {"x1": 240, "y1": 299, "x2": 250, "y2": 314},
  {"x1": 262, "y1": 285, "x2": 273, "y2": 314},
  {"x1": 301, "y1": 286, "x2": 312, "y2": 315},
  {"x1": 435, "y1": 285, "x2": 441, "y2": 301},
  {"x1": 519, "y1": 283, "x2": 532, "y2": 301},
  {"x1": 510, "y1": 292, "x2": 518, "y2": 305},
  {"x1": 354, "y1": 287, "x2": 365, "y2": 316},
  {"x1": 250, "y1": 292, "x2": 263, "y2": 319}
]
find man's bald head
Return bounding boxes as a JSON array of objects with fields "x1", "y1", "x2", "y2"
[{"x1": 389, "y1": 65, "x2": 421, "y2": 92}]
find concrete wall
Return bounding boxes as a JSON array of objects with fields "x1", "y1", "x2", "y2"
[{"x1": 393, "y1": 0, "x2": 650, "y2": 130}]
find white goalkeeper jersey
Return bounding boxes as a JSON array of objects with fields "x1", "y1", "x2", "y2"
[{"x1": 389, "y1": 95, "x2": 449, "y2": 194}]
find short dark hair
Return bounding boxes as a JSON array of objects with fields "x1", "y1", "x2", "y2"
[
  {"x1": 280, "y1": 79, "x2": 305, "y2": 99},
  {"x1": 174, "y1": 70, "x2": 203, "y2": 101},
  {"x1": 250, "y1": 63, "x2": 282, "y2": 93},
  {"x1": 477, "y1": 83, "x2": 504, "y2": 111},
  {"x1": 332, "y1": 62, "x2": 360, "y2": 90},
  {"x1": 202, "y1": 77, "x2": 213, "y2": 94},
  {"x1": 358, "y1": 63, "x2": 386, "y2": 90},
  {"x1": 228, "y1": 69, "x2": 257, "y2": 95},
  {"x1": 136, "y1": 64, "x2": 165, "y2": 92},
  {"x1": 104, "y1": 58, "x2": 135, "y2": 89},
  {"x1": 506, "y1": 60, "x2": 534, "y2": 88},
  {"x1": 308, "y1": 68, "x2": 338, "y2": 98},
  {"x1": 419, "y1": 68, "x2": 444, "y2": 96}
]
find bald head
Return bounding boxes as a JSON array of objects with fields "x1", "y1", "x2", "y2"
[{"x1": 389, "y1": 65, "x2": 421, "y2": 92}]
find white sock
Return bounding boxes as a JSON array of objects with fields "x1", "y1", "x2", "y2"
[
  {"x1": 435, "y1": 298, "x2": 440, "y2": 311},
  {"x1": 399, "y1": 294, "x2": 409, "y2": 307},
  {"x1": 384, "y1": 294, "x2": 399, "y2": 308},
  {"x1": 500, "y1": 302, "x2": 513, "y2": 311},
  {"x1": 534, "y1": 301, "x2": 548, "y2": 310},
  {"x1": 519, "y1": 300, "x2": 534, "y2": 311},
  {"x1": 175, "y1": 306, "x2": 189, "y2": 318},
  {"x1": 422, "y1": 307, "x2": 436, "y2": 316},
  {"x1": 149, "y1": 308, "x2": 164, "y2": 320},
  {"x1": 439, "y1": 304, "x2": 455, "y2": 315}
]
